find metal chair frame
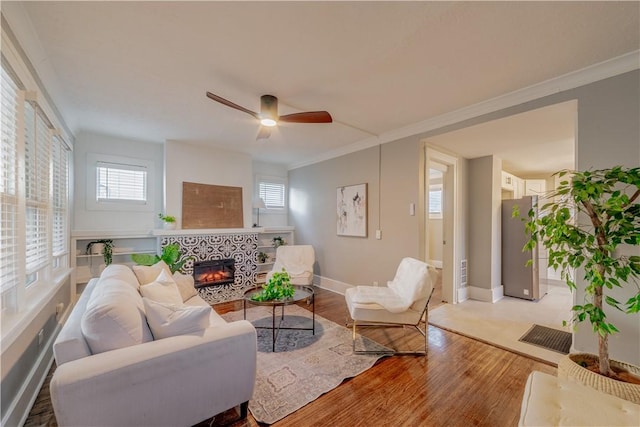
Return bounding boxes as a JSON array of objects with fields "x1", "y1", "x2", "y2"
[{"x1": 346, "y1": 288, "x2": 434, "y2": 356}]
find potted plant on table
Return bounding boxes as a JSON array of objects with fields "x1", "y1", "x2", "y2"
[
  {"x1": 251, "y1": 270, "x2": 294, "y2": 302},
  {"x1": 519, "y1": 166, "x2": 640, "y2": 401},
  {"x1": 158, "y1": 213, "x2": 177, "y2": 230}
]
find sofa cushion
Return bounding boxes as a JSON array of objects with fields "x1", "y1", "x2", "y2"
[
  {"x1": 99, "y1": 264, "x2": 141, "y2": 290},
  {"x1": 81, "y1": 278, "x2": 153, "y2": 354},
  {"x1": 173, "y1": 271, "x2": 198, "y2": 302},
  {"x1": 132, "y1": 260, "x2": 172, "y2": 285},
  {"x1": 143, "y1": 298, "x2": 212, "y2": 339},
  {"x1": 139, "y1": 269, "x2": 183, "y2": 305}
]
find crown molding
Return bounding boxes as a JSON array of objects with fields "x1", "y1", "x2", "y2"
[{"x1": 288, "y1": 50, "x2": 639, "y2": 171}]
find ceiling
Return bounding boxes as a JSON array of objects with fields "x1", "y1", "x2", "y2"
[{"x1": 4, "y1": 2, "x2": 639, "y2": 169}]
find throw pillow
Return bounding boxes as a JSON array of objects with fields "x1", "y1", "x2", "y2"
[
  {"x1": 139, "y1": 269, "x2": 183, "y2": 306},
  {"x1": 81, "y1": 279, "x2": 153, "y2": 354},
  {"x1": 173, "y1": 271, "x2": 198, "y2": 302},
  {"x1": 132, "y1": 260, "x2": 172, "y2": 286},
  {"x1": 143, "y1": 298, "x2": 211, "y2": 339}
]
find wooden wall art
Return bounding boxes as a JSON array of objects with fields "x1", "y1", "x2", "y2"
[{"x1": 182, "y1": 182, "x2": 244, "y2": 229}]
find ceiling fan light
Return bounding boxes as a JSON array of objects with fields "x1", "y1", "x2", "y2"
[{"x1": 260, "y1": 117, "x2": 277, "y2": 127}]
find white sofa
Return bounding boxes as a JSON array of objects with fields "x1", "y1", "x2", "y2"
[
  {"x1": 51, "y1": 264, "x2": 257, "y2": 427},
  {"x1": 519, "y1": 371, "x2": 640, "y2": 426}
]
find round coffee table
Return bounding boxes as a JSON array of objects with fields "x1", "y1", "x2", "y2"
[{"x1": 243, "y1": 285, "x2": 315, "y2": 352}]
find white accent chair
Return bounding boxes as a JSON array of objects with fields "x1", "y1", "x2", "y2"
[
  {"x1": 345, "y1": 257, "x2": 437, "y2": 355},
  {"x1": 266, "y1": 245, "x2": 315, "y2": 285}
]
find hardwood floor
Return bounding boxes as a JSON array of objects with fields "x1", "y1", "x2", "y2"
[{"x1": 213, "y1": 287, "x2": 556, "y2": 427}]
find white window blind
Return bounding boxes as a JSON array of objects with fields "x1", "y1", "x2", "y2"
[
  {"x1": 258, "y1": 179, "x2": 286, "y2": 209},
  {"x1": 52, "y1": 135, "x2": 68, "y2": 257},
  {"x1": 97, "y1": 162, "x2": 147, "y2": 203},
  {"x1": 25, "y1": 103, "x2": 51, "y2": 276},
  {"x1": 0, "y1": 65, "x2": 19, "y2": 293},
  {"x1": 429, "y1": 188, "x2": 442, "y2": 214}
]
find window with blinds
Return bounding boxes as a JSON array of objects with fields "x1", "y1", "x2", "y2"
[
  {"x1": 96, "y1": 162, "x2": 147, "y2": 203},
  {"x1": 25, "y1": 103, "x2": 51, "y2": 279},
  {"x1": 258, "y1": 177, "x2": 286, "y2": 209},
  {"x1": 52, "y1": 135, "x2": 68, "y2": 258},
  {"x1": 1, "y1": 60, "x2": 71, "y2": 303},
  {"x1": 1, "y1": 65, "x2": 20, "y2": 297}
]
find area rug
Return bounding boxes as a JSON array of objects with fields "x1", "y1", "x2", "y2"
[
  {"x1": 222, "y1": 305, "x2": 389, "y2": 424},
  {"x1": 519, "y1": 324, "x2": 571, "y2": 354}
]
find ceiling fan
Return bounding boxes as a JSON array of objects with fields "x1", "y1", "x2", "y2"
[{"x1": 206, "y1": 92, "x2": 332, "y2": 140}]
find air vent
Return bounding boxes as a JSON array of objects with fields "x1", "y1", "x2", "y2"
[{"x1": 460, "y1": 259, "x2": 468, "y2": 286}]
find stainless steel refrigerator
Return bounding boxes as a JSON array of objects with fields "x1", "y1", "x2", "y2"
[{"x1": 502, "y1": 196, "x2": 542, "y2": 300}]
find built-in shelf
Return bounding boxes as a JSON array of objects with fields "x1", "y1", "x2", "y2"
[{"x1": 76, "y1": 250, "x2": 156, "y2": 258}]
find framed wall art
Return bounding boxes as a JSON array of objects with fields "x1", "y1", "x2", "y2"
[{"x1": 337, "y1": 183, "x2": 367, "y2": 237}]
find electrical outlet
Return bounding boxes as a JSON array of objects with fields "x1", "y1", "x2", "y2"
[
  {"x1": 524, "y1": 289, "x2": 530, "y2": 296},
  {"x1": 373, "y1": 281, "x2": 379, "y2": 287},
  {"x1": 56, "y1": 302, "x2": 65, "y2": 321},
  {"x1": 375, "y1": 230, "x2": 382, "y2": 240}
]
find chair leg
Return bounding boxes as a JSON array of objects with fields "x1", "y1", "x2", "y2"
[{"x1": 239, "y1": 401, "x2": 249, "y2": 419}]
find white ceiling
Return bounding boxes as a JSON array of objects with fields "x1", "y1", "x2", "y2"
[{"x1": 4, "y1": 1, "x2": 639, "y2": 169}]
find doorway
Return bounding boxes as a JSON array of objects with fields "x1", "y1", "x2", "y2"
[{"x1": 423, "y1": 147, "x2": 459, "y2": 305}]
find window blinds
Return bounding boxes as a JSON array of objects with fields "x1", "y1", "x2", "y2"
[
  {"x1": 52, "y1": 135, "x2": 68, "y2": 256},
  {"x1": 0, "y1": 66, "x2": 19, "y2": 293},
  {"x1": 259, "y1": 180, "x2": 285, "y2": 209},
  {"x1": 96, "y1": 162, "x2": 147, "y2": 203}
]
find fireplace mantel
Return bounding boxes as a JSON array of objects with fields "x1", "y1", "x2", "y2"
[{"x1": 152, "y1": 226, "x2": 293, "y2": 237}]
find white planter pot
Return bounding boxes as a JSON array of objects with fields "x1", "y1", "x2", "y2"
[
  {"x1": 558, "y1": 353, "x2": 640, "y2": 404},
  {"x1": 89, "y1": 243, "x2": 104, "y2": 255},
  {"x1": 163, "y1": 222, "x2": 177, "y2": 230}
]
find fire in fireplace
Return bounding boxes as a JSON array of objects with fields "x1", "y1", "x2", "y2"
[{"x1": 193, "y1": 259, "x2": 235, "y2": 288}]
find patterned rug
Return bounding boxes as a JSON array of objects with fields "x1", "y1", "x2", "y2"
[{"x1": 222, "y1": 305, "x2": 389, "y2": 424}]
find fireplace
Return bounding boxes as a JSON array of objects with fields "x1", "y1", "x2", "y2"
[{"x1": 193, "y1": 259, "x2": 235, "y2": 288}]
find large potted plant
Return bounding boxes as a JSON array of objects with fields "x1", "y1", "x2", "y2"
[{"x1": 520, "y1": 166, "x2": 640, "y2": 401}]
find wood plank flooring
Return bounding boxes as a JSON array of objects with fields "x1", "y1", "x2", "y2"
[{"x1": 213, "y1": 287, "x2": 555, "y2": 427}]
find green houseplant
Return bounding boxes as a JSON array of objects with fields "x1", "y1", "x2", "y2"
[
  {"x1": 520, "y1": 166, "x2": 640, "y2": 380},
  {"x1": 131, "y1": 243, "x2": 190, "y2": 274},
  {"x1": 251, "y1": 270, "x2": 294, "y2": 302},
  {"x1": 86, "y1": 239, "x2": 114, "y2": 266},
  {"x1": 158, "y1": 213, "x2": 177, "y2": 230},
  {"x1": 272, "y1": 236, "x2": 286, "y2": 248}
]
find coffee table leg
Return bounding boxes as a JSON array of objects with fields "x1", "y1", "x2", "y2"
[
  {"x1": 272, "y1": 305, "x2": 276, "y2": 352},
  {"x1": 312, "y1": 294, "x2": 315, "y2": 335},
  {"x1": 243, "y1": 299, "x2": 247, "y2": 320}
]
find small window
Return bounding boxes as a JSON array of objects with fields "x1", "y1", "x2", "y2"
[
  {"x1": 86, "y1": 153, "x2": 155, "y2": 212},
  {"x1": 429, "y1": 185, "x2": 442, "y2": 219},
  {"x1": 96, "y1": 162, "x2": 147, "y2": 203},
  {"x1": 257, "y1": 176, "x2": 286, "y2": 210}
]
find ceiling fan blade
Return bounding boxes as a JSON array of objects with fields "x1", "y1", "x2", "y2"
[
  {"x1": 279, "y1": 111, "x2": 333, "y2": 124},
  {"x1": 206, "y1": 92, "x2": 259, "y2": 119},
  {"x1": 256, "y1": 126, "x2": 271, "y2": 140}
]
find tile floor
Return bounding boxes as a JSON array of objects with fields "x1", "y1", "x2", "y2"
[{"x1": 428, "y1": 283, "x2": 573, "y2": 365}]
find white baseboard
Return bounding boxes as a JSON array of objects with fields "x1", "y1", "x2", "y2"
[
  {"x1": 314, "y1": 275, "x2": 353, "y2": 295},
  {"x1": 428, "y1": 259, "x2": 443, "y2": 269},
  {"x1": 468, "y1": 285, "x2": 504, "y2": 303}
]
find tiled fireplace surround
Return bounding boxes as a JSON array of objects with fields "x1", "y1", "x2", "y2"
[{"x1": 159, "y1": 230, "x2": 259, "y2": 304}]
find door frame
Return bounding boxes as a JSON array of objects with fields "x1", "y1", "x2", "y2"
[{"x1": 419, "y1": 143, "x2": 460, "y2": 304}]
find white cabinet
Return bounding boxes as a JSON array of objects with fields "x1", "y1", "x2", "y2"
[
  {"x1": 525, "y1": 179, "x2": 546, "y2": 196},
  {"x1": 71, "y1": 231, "x2": 156, "y2": 299},
  {"x1": 255, "y1": 227, "x2": 294, "y2": 285}
]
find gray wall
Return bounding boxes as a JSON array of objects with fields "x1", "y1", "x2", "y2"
[
  {"x1": 290, "y1": 138, "x2": 422, "y2": 285},
  {"x1": 468, "y1": 155, "x2": 502, "y2": 290}
]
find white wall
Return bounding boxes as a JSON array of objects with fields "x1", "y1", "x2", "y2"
[
  {"x1": 165, "y1": 141, "x2": 253, "y2": 229},
  {"x1": 73, "y1": 131, "x2": 164, "y2": 232}
]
